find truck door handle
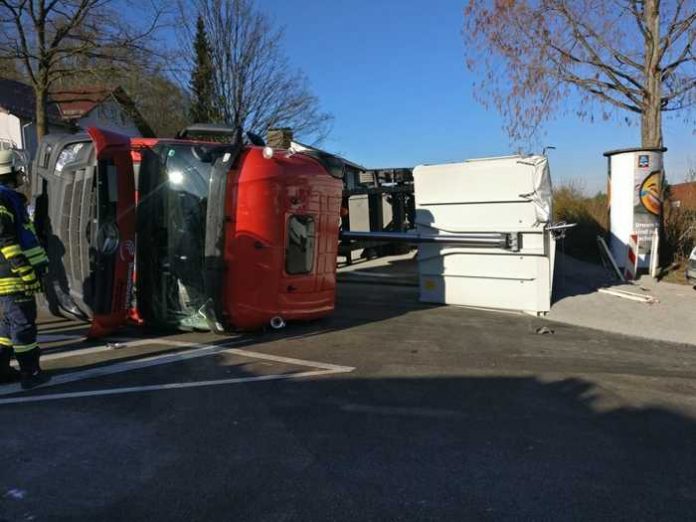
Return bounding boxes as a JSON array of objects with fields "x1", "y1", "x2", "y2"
[
  {"x1": 287, "y1": 285, "x2": 297, "y2": 292},
  {"x1": 254, "y1": 241, "x2": 265, "y2": 250}
]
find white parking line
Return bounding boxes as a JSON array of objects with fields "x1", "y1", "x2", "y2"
[
  {"x1": 0, "y1": 339, "x2": 241, "y2": 397},
  {"x1": 40, "y1": 338, "x2": 150, "y2": 361},
  {"x1": 11, "y1": 337, "x2": 196, "y2": 366},
  {"x1": 11, "y1": 337, "x2": 145, "y2": 366},
  {"x1": 0, "y1": 369, "x2": 348, "y2": 405},
  {"x1": 226, "y1": 348, "x2": 354, "y2": 372},
  {"x1": 0, "y1": 340, "x2": 355, "y2": 405},
  {"x1": 37, "y1": 333, "x2": 86, "y2": 343}
]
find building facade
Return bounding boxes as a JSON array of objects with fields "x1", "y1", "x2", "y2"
[{"x1": 0, "y1": 79, "x2": 153, "y2": 159}]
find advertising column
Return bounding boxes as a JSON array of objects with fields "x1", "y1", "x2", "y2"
[{"x1": 605, "y1": 147, "x2": 666, "y2": 269}]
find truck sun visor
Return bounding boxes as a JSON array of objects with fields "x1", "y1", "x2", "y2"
[{"x1": 298, "y1": 149, "x2": 346, "y2": 179}]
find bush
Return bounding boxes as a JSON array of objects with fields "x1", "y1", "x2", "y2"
[
  {"x1": 662, "y1": 204, "x2": 696, "y2": 266},
  {"x1": 552, "y1": 181, "x2": 696, "y2": 270},
  {"x1": 553, "y1": 182, "x2": 608, "y2": 262}
]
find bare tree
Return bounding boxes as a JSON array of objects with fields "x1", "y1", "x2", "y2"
[
  {"x1": 181, "y1": 0, "x2": 331, "y2": 142},
  {"x1": 0, "y1": 0, "x2": 165, "y2": 139},
  {"x1": 0, "y1": 56, "x2": 24, "y2": 80},
  {"x1": 110, "y1": 62, "x2": 190, "y2": 138},
  {"x1": 464, "y1": 0, "x2": 696, "y2": 148},
  {"x1": 50, "y1": 43, "x2": 191, "y2": 139},
  {"x1": 685, "y1": 157, "x2": 696, "y2": 182}
]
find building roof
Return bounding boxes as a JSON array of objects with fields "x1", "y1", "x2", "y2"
[
  {"x1": 0, "y1": 78, "x2": 63, "y2": 124},
  {"x1": 51, "y1": 86, "x2": 114, "y2": 120},
  {"x1": 0, "y1": 79, "x2": 154, "y2": 137},
  {"x1": 670, "y1": 181, "x2": 696, "y2": 209},
  {"x1": 51, "y1": 85, "x2": 154, "y2": 137}
]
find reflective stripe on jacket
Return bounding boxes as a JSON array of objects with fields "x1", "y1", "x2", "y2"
[
  {"x1": 0, "y1": 186, "x2": 48, "y2": 267},
  {"x1": 0, "y1": 185, "x2": 47, "y2": 295}
]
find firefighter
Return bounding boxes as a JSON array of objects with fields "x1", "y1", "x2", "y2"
[{"x1": 0, "y1": 149, "x2": 50, "y2": 389}]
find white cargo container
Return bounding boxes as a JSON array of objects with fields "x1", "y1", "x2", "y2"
[{"x1": 414, "y1": 155, "x2": 556, "y2": 315}]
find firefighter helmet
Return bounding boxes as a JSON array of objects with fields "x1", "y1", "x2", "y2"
[
  {"x1": 0, "y1": 149, "x2": 13, "y2": 176},
  {"x1": 0, "y1": 147, "x2": 27, "y2": 187}
]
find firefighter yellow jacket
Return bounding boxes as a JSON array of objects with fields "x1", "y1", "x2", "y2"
[{"x1": 0, "y1": 186, "x2": 48, "y2": 295}]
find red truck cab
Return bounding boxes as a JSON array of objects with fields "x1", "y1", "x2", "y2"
[
  {"x1": 223, "y1": 146, "x2": 342, "y2": 330},
  {"x1": 32, "y1": 129, "x2": 136, "y2": 338},
  {"x1": 33, "y1": 127, "x2": 343, "y2": 335}
]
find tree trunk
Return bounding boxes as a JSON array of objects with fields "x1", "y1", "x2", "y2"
[
  {"x1": 641, "y1": 97, "x2": 662, "y2": 148},
  {"x1": 34, "y1": 85, "x2": 48, "y2": 142},
  {"x1": 642, "y1": 0, "x2": 663, "y2": 148}
]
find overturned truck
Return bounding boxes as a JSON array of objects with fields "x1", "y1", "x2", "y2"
[{"x1": 31, "y1": 127, "x2": 344, "y2": 337}]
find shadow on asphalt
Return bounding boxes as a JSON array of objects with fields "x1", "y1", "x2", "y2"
[
  {"x1": 244, "y1": 376, "x2": 696, "y2": 521},
  {"x1": 4, "y1": 277, "x2": 696, "y2": 520},
  {"x1": 34, "y1": 282, "x2": 433, "y2": 368},
  {"x1": 4, "y1": 372, "x2": 694, "y2": 521},
  {"x1": 20, "y1": 274, "x2": 696, "y2": 519}
]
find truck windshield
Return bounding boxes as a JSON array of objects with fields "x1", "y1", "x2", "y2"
[{"x1": 140, "y1": 143, "x2": 221, "y2": 330}]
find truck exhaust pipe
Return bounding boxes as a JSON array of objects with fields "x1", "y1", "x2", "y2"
[{"x1": 270, "y1": 316, "x2": 286, "y2": 330}]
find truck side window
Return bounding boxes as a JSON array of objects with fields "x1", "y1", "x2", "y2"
[{"x1": 286, "y1": 215, "x2": 315, "y2": 274}]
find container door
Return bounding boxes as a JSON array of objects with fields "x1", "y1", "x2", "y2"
[{"x1": 32, "y1": 128, "x2": 135, "y2": 337}]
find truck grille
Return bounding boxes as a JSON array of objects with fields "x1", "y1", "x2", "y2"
[{"x1": 59, "y1": 163, "x2": 96, "y2": 299}]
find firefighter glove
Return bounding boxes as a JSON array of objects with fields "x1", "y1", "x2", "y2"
[{"x1": 17, "y1": 266, "x2": 41, "y2": 294}]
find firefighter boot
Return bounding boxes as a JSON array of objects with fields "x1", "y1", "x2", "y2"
[
  {"x1": 16, "y1": 348, "x2": 50, "y2": 390},
  {"x1": 0, "y1": 347, "x2": 20, "y2": 384}
]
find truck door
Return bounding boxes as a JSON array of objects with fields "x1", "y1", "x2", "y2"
[{"x1": 32, "y1": 128, "x2": 135, "y2": 337}]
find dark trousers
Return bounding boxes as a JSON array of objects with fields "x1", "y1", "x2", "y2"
[{"x1": 0, "y1": 294, "x2": 39, "y2": 373}]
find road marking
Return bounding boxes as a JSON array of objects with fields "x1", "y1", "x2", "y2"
[
  {"x1": 0, "y1": 340, "x2": 240, "y2": 397},
  {"x1": 11, "y1": 337, "x2": 156, "y2": 367},
  {"x1": 40, "y1": 345, "x2": 117, "y2": 361},
  {"x1": 0, "y1": 340, "x2": 355, "y2": 404},
  {"x1": 35, "y1": 325, "x2": 90, "y2": 335},
  {"x1": 226, "y1": 348, "x2": 354, "y2": 373},
  {"x1": 40, "y1": 337, "x2": 148, "y2": 361},
  {"x1": 0, "y1": 369, "x2": 348, "y2": 405},
  {"x1": 37, "y1": 333, "x2": 86, "y2": 343}
]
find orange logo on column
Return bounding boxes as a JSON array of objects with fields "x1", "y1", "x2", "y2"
[{"x1": 639, "y1": 171, "x2": 662, "y2": 216}]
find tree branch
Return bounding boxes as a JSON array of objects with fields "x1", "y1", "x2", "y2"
[
  {"x1": 553, "y1": 2, "x2": 645, "y2": 101},
  {"x1": 660, "y1": 5, "x2": 696, "y2": 61}
]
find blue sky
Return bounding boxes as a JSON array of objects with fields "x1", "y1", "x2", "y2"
[{"x1": 264, "y1": 0, "x2": 694, "y2": 193}]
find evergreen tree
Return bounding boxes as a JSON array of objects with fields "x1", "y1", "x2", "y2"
[{"x1": 189, "y1": 15, "x2": 217, "y2": 123}]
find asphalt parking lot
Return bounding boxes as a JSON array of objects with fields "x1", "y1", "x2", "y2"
[{"x1": 1, "y1": 282, "x2": 696, "y2": 521}]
